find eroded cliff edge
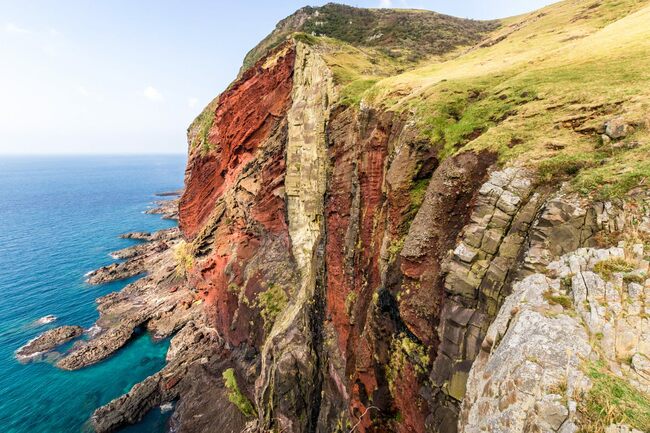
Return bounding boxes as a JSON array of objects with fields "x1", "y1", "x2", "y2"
[{"x1": 82, "y1": 2, "x2": 650, "y2": 433}]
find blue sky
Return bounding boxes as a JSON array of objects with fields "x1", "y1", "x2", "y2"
[{"x1": 0, "y1": 0, "x2": 558, "y2": 155}]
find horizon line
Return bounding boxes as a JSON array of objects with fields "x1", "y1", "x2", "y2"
[{"x1": 0, "y1": 152, "x2": 187, "y2": 157}]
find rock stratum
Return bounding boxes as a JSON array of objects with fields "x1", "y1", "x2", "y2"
[{"x1": 24, "y1": 1, "x2": 650, "y2": 433}]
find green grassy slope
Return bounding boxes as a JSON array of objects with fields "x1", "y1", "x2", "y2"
[
  {"x1": 240, "y1": 3, "x2": 498, "y2": 73},
  {"x1": 350, "y1": 0, "x2": 650, "y2": 199}
]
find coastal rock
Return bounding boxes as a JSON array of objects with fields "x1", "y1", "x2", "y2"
[
  {"x1": 119, "y1": 227, "x2": 179, "y2": 242},
  {"x1": 91, "y1": 321, "x2": 231, "y2": 433},
  {"x1": 155, "y1": 190, "x2": 182, "y2": 197},
  {"x1": 87, "y1": 229, "x2": 180, "y2": 284},
  {"x1": 57, "y1": 324, "x2": 136, "y2": 370},
  {"x1": 144, "y1": 197, "x2": 179, "y2": 220},
  {"x1": 85, "y1": 257, "x2": 147, "y2": 285},
  {"x1": 110, "y1": 240, "x2": 168, "y2": 260},
  {"x1": 16, "y1": 325, "x2": 83, "y2": 361},
  {"x1": 58, "y1": 225, "x2": 199, "y2": 370}
]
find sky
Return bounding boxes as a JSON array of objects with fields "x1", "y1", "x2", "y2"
[{"x1": 0, "y1": 0, "x2": 559, "y2": 155}]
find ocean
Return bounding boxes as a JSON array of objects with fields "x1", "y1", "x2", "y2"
[{"x1": 0, "y1": 155, "x2": 186, "y2": 433}]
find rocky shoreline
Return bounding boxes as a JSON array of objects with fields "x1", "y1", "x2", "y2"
[
  {"x1": 14, "y1": 193, "x2": 213, "y2": 430},
  {"x1": 15, "y1": 325, "x2": 84, "y2": 362}
]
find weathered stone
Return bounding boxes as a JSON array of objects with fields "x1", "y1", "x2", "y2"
[
  {"x1": 15, "y1": 325, "x2": 84, "y2": 361},
  {"x1": 605, "y1": 117, "x2": 633, "y2": 139},
  {"x1": 480, "y1": 228, "x2": 503, "y2": 255},
  {"x1": 605, "y1": 424, "x2": 644, "y2": 433},
  {"x1": 454, "y1": 242, "x2": 478, "y2": 263}
]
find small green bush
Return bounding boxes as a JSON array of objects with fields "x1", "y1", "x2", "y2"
[{"x1": 174, "y1": 241, "x2": 194, "y2": 278}]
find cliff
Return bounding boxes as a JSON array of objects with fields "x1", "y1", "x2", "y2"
[{"x1": 91, "y1": 1, "x2": 650, "y2": 432}]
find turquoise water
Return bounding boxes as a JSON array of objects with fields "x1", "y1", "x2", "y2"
[{"x1": 0, "y1": 155, "x2": 186, "y2": 433}]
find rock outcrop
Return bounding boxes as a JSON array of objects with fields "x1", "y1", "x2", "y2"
[
  {"x1": 15, "y1": 325, "x2": 84, "y2": 362},
  {"x1": 460, "y1": 245, "x2": 650, "y2": 433}
]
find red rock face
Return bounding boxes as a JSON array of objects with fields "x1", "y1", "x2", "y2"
[
  {"x1": 324, "y1": 106, "x2": 495, "y2": 432},
  {"x1": 177, "y1": 43, "x2": 497, "y2": 433},
  {"x1": 398, "y1": 151, "x2": 497, "y2": 347},
  {"x1": 179, "y1": 44, "x2": 296, "y2": 347},
  {"x1": 325, "y1": 108, "x2": 433, "y2": 432},
  {"x1": 179, "y1": 44, "x2": 295, "y2": 241}
]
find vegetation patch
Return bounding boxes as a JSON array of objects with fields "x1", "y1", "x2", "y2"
[
  {"x1": 299, "y1": 4, "x2": 498, "y2": 63},
  {"x1": 386, "y1": 334, "x2": 430, "y2": 393},
  {"x1": 623, "y1": 273, "x2": 646, "y2": 284},
  {"x1": 404, "y1": 178, "x2": 430, "y2": 223},
  {"x1": 408, "y1": 81, "x2": 538, "y2": 158},
  {"x1": 222, "y1": 368, "x2": 257, "y2": 418},
  {"x1": 543, "y1": 290, "x2": 573, "y2": 309},
  {"x1": 173, "y1": 241, "x2": 194, "y2": 278},
  {"x1": 345, "y1": 291, "x2": 358, "y2": 318},
  {"x1": 190, "y1": 108, "x2": 215, "y2": 154},
  {"x1": 593, "y1": 257, "x2": 636, "y2": 281},
  {"x1": 577, "y1": 361, "x2": 650, "y2": 432},
  {"x1": 387, "y1": 237, "x2": 405, "y2": 263},
  {"x1": 339, "y1": 78, "x2": 378, "y2": 107},
  {"x1": 538, "y1": 153, "x2": 593, "y2": 183},
  {"x1": 255, "y1": 283, "x2": 288, "y2": 332}
]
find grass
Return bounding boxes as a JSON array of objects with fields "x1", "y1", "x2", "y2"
[
  {"x1": 222, "y1": 368, "x2": 257, "y2": 418},
  {"x1": 255, "y1": 283, "x2": 288, "y2": 332},
  {"x1": 173, "y1": 241, "x2": 194, "y2": 278},
  {"x1": 538, "y1": 154, "x2": 594, "y2": 184},
  {"x1": 406, "y1": 80, "x2": 538, "y2": 158},
  {"x1": 593, "y1": 258, "x2": 637, "y2": 281},
  {"x1": 577, "y1": 361, "x2": 650, "y2": 432},
  {"x1": 338, "y1": 78, "x2": 378, "y2": 107},
  {"x1": 543, "y1": 290, "x2": 573, "y2": 309},
  {"x1": 188, "y1": 100, "x2": 217, "y2": 154},
  {"x1": 623, "y1": 273, "x2": 646, "y2": 284}
]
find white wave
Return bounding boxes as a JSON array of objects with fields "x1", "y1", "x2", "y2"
[
  {"x1": 33, "y1": 315, "x2": 57, "y2": 326},
  {"x1": 160, "y1": 402, "x2": 174, "y2": 413},
  {"x1": 85, "y1": 324, "x2": 102, "y2": 337}
]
